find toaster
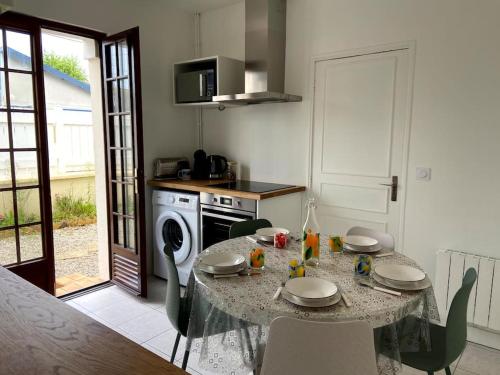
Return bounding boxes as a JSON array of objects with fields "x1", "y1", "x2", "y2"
[{"x1": 153, "y1": 157, "x2": 189, "y2": 179}]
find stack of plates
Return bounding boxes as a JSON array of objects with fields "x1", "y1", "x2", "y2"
[
  {"x1": 343, "y1": 235, "x2": 382, "y2": 253},
  {"x1": 255, "y1": 227, "x2": 290, "y2": 242},
  {"x1": 282, "y1": 277, "x2": 341, "y2": 307},
  {"x1": 372, "y1": 264, "x2": 431, "y2": 291},
  {"x1": 199, "y1": 253, "x2": 247, "y2": 275}
]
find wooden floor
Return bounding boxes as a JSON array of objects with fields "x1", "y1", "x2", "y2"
[{"x1": 56, "y1": 273, "x2": 104, "y2": 296}]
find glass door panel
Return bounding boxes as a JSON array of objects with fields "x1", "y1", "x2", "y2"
[
  {"x1": 103, "y1": 28, "x2": 146, "y2": 296},
  {"x1": 0, "y1": 18, "x2": 54, "y2": 293}
]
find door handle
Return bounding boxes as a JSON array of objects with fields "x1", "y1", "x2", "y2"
[
  {"x1": 380, "y1": 176, "x2": 398, "y2": 202},
  {"x1": 199, "y1": 73, "x2": 205, "y2": 97}
]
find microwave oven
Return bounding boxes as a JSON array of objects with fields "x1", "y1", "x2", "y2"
[{"x1": 176, "y1": 69, "x2": 215, "y2": 103}]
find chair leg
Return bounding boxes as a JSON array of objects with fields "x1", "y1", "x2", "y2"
[
  {"x1": 427, "y1": 372, "x2": 434, "y2": 375},
  {"x1": 181, "y1": 350, "x2": 190, "y2": 370},
  {"x1": 445, "y1": 367, "x2": 452, "y2": 375},
  {"x1": 171, "y1": 332, "x2": 181, "y2": 363}
]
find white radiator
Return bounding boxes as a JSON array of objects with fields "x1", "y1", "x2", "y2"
[{"x1": 435, "y1": 249, "x2": 500, "y2": 333}]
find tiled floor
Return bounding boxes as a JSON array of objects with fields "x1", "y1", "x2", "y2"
[{"x1": 66, "y1": 276, "x2": 500, "y2": 375}]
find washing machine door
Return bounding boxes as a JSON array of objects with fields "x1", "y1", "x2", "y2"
[{"x1": 155, "y1": 211, "x2": 191, "y2": 265}]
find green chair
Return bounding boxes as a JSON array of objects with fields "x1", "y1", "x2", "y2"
[
  {"x1": 164, "y1": 243, "x2": 191, "y2": 368},
  {"x1": 164, "y1": 243, "x2": 256, "y2": 370},
  {"x1": 400, "y1": 268, "x2": 477, "y2": 375},
  {"x1": 229, "y1": 219, "x2": 272, "y2": 239}
]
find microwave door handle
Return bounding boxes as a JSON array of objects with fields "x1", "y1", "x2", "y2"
[
  {"x1": 201, "y1": 212, "x2": 247, "y2": 222},
  {"x1": 199, "y1": 73, "x2": 205, "y2": 97}
]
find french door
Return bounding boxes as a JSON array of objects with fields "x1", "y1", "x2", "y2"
[
  {"x1": 102, "y1": 28, "x2": 147, "y2": 296},
  {"x1": 0, "y1": 15, "x2": 54, "y2": 292},
  {"x1": 0, "y1": 13, "x2": 147, "y2": 297}
]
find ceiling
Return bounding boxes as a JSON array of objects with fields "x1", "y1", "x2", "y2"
[{"x1": 165, "y1": 0, "x2": 242, "y2": 13}]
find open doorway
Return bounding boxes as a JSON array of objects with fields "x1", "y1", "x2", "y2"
[{"x1": 39, "y1": 29, "x2": 109, "y2": 296}]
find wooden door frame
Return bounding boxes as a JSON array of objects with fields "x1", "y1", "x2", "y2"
[{"x1": 305, "y1": 41, "x2": 416, "y2": 252}]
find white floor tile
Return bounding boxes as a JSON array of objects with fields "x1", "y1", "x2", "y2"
[
  {"x1": 458, "y1": 342, "x2": 500, "y2": 375},
  {"x1": 93, "y1": 299, "x2": 151, "y2": 326},
  {"x1": 118, "y1": 309, "x2": 173, "y2": 343},
  {"x1": 142, "y1": 343, "x2": 171, "y2": 361},
  {"x1": 145, "y1": 329, "x2": 186, "y2": 361},
  {"x1": 70, "y1": 286, "x2": 132, "y2": 313}
]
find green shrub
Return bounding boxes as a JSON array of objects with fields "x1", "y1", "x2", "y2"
[
  {"x1": 52, "y1": 193, "x2": 96, "y2": 222},
  {"x1": 43, "y1": 52, "x2": 88, "y2": 82}
]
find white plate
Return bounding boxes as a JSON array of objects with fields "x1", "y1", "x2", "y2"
[
  {"x1": 201, "y1": 253, "x2": 246, "y2": 268},
  {"x1": 198, "y1": 262, "x2": 246, "y2": 275},
  {"x1": 344, "y1": 235, "x2": 378, "y2": 248},
  {"x1": 343, "y1": 243, "x2": 383, "y2": 253},
  {"x1": 255, "y1": 227, "x2": 290, "y2": 241},
  {"x1": 282, "y1": 289, "x2": 341, "y2": 307},
  {"x1": 285, "y1": 277, "x2": 338, "y2": 299},
  {"x1": 372, "y1": 272, "x2": 431, "y2": 291},
  {"x1": 374, "y1": 264, "x2": 426, "y2": 282}
]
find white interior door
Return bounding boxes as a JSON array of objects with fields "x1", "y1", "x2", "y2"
[{"x1": 311, "y1": 48, "x2": 410, "y2": 247}]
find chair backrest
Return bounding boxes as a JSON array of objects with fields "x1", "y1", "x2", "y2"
[
  {"x1": 260, "y1": 317, "x2": 378, "y2": 375},
  {"x1": 346, "y1": 226, "x2": 395, "y2": 251},
  {"x1": 229, "y1": 219, "x2": 272, "y2": 239},
  {"x1": 445, "y1": 268, "x2": 477, "y2": 364},
  {"x1": 163, "y1": 243, "x2": 182, "y2": 333}
]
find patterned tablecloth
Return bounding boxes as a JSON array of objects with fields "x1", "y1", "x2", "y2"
[{"x1": 186, "y1": 235, "x2": 439, "y2": 375}]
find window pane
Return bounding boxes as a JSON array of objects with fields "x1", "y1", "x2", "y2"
[
  {"x1": 111, "y1": 116, "x2": 121, "y2": 147},
  {"x1": 14, "y1": 151, "x2": 38, "y2": 186},
  {"x1": 9, "y1": 72, "x2": 34, "y2": 110},
  {"x1": 124, "y1": 149, "x2": 134, "y2": 178},
  {"x1": 0, "y1": 112, "x2": 8, "y2": 148},
  {"x1": 105, "y1": 43, "x2": 117, "y2": 78},
  {"x1": 0, "y1": 30, "x2": 4, "y2": 68},
  {"x1": 119, "y1": 78, "x2": 130, "y2": 112},
  {"x1": 0, "y1": 229, "x2": 17, "y2": 265},
  {"x1": 0, "y1": 152, "x2": 12, "y2": 188},
  {"x1": 20, "y1": 224, "x2": 42, "y2": 262},
  {"x1": 113, "y1": 183, "x2": 123, "y2": 214},
  {"x1": 125, "y1": 183, "x2": 135, "y2": 216},
  {"x1": 0, "y1": 72, "x2": 7, "y2": 109},
  {"x1": 0, "y1": 190, "x2": 14, "y2": 228},
  {"x1": 123, "y1": 115, "x2": 132, "y2": 148},
  {"x1": 126, "y1": 218, "x2": 135, "y2": 249},
  {"x1": 108, "y1": 80, "x2": 119, "y2": 113},
  {"x1": 118, "y1": 40, "x2": 129, "y2": 76},
  {"x1": 12, "y1": 112, "x2": 36, "y2": 148},
  {"x1": 6, "y1": 31, "x2": 32, "y2": 71},
  {"x1": 115, "y1": 215, "x2": 124, "y2": 246},
  {"x1": 16, "y1": 188, "x2": 40, "y2": 225},
  {"x1": 113, "y1": 149, "x2": 122, "y2": 180}
]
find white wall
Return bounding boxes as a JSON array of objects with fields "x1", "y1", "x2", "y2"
[
  {"x1": 13, "y1": 0, "x2": 197, "y2": 274},
  {"x1": 199, "y1": 0, "x2": 500, "y2": 280}
]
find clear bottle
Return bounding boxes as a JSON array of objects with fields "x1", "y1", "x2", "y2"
[{"x1": 302, "y1": 198, "x2": 321, "y2": 267}]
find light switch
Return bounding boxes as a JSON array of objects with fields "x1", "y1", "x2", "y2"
[{"x1": 416, "y1": 167, "x2": 431, "y2": 181}]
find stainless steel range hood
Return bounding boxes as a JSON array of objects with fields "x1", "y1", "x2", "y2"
[{"x1": 213, "y1": 0, "x2": 301, "y2": 104}]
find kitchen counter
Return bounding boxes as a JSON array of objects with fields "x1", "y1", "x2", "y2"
[
  {"x1": 147, "y1": 179, "x2": 306, "y2": 200},
  {"x1": 0, "y1": 266, "x2": 187, "y2": 375}
]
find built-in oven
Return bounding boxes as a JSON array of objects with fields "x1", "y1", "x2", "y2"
[{"x1": 200, "y1": 192, "x2": 256, "y2": 250}]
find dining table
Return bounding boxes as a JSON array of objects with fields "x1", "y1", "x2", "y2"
[{"x1": 185, "y1": 235, "x2": 440, "y2": 375}]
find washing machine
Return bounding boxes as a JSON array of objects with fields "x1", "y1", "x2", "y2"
[{"x1": 153, "y1": 190, "x2": 200, "y2": 286}]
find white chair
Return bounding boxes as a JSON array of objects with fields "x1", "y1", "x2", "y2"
[
  {"x1": 260, "y1": 317, "x2": 378, "y2": 375},
  {"x1": 346, "y1": 226, "x2": 395, "y2": 252}
]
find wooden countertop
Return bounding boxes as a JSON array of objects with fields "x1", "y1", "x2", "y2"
[
  {"x1": 147, "y1": 179, "x2": 306, "y2": 200},
  {"x1": 0, "y1": 267, "x2": 186, "y2": 375}
]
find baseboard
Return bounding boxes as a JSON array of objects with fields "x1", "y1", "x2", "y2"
[{"x1": 468, "y1": 325, "x2": 500, "y2": 350}]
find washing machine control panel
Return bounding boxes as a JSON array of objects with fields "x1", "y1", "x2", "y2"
[{"x1": 155, "y1": 191, "x2": 199, "y2": 211}]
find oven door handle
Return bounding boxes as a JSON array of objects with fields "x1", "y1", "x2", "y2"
[{"x1": 201, "y1": 212, "x2": 248, "y2": 222}]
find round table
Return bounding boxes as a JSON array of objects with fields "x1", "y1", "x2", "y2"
[{"x1": 187, "y1": 235, "x2": 439, "y2": 374}]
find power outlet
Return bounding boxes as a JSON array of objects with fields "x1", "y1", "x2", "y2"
[{"x1": 416, "y1": 167, "x2": 431, "y2": 181}]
